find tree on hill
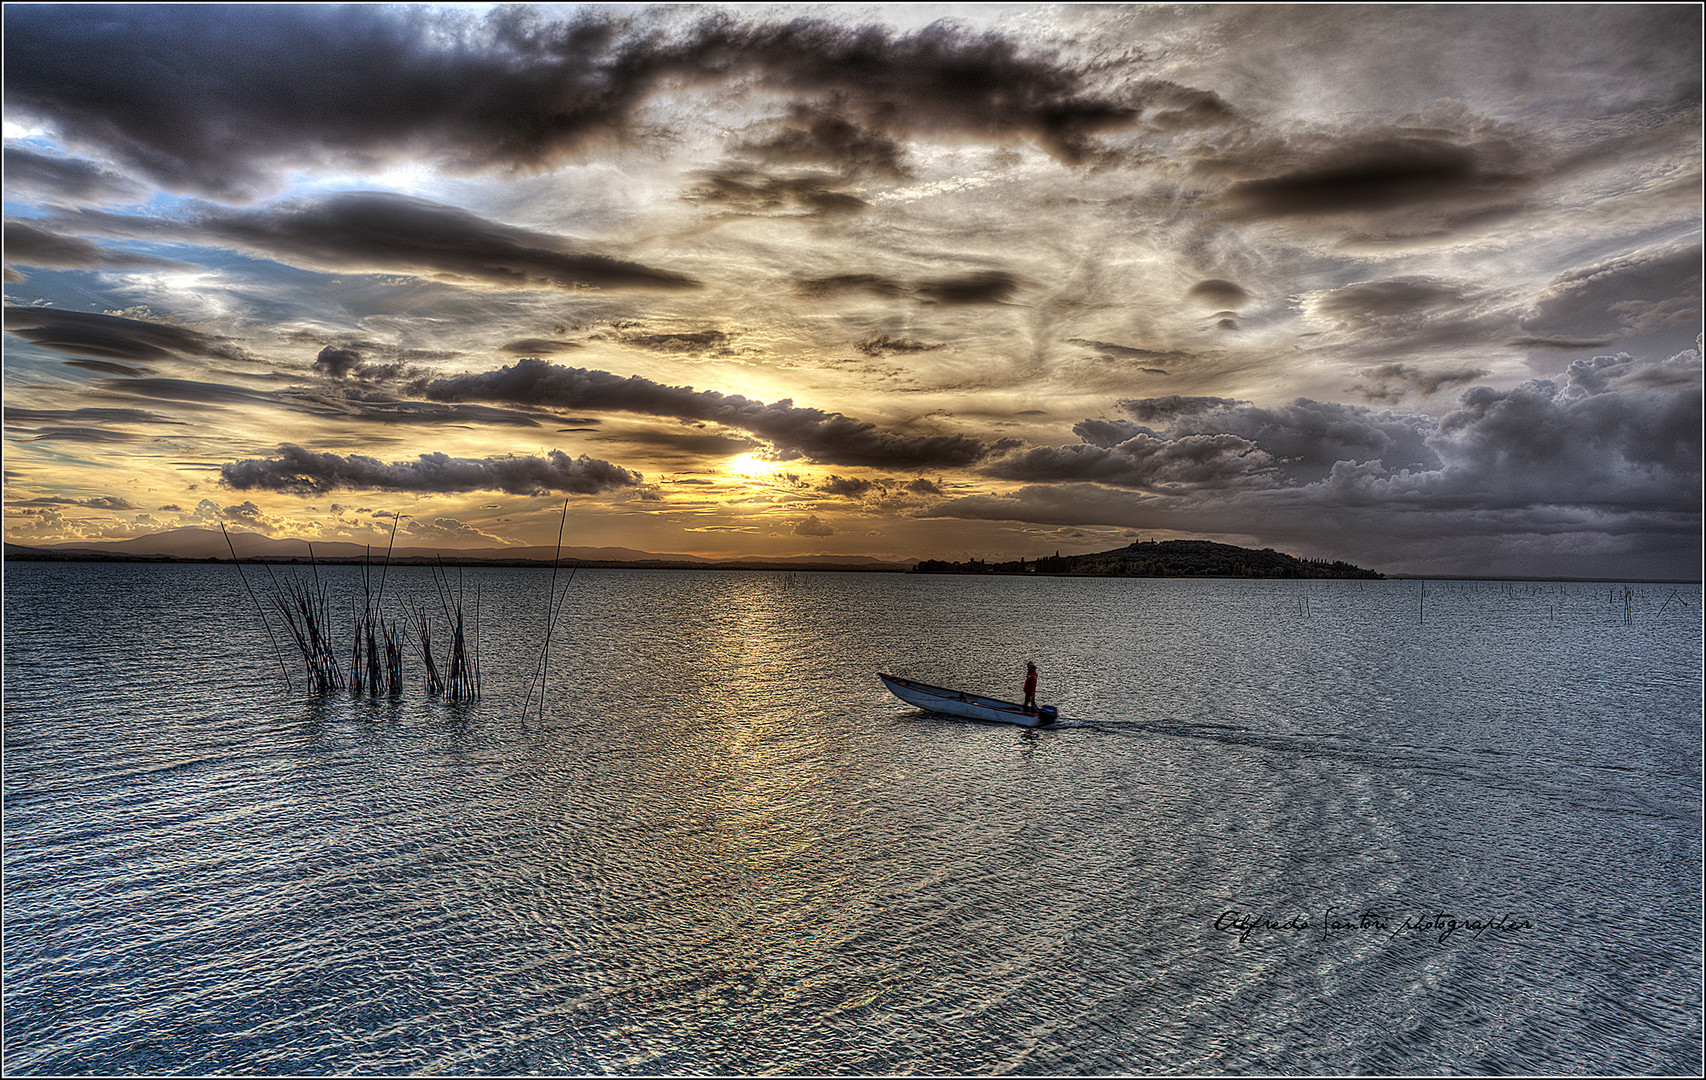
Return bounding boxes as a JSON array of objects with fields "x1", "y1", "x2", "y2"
[{"x1": 911, "y1": 539, "x2": 1381, "y2": 578}]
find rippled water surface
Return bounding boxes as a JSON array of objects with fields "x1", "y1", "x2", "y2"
[{"x1": 4, "y1": 563, "x2": 1701, "y2": 1074}]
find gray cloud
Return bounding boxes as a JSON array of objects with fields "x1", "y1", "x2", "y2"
[
  {"x1": 1067, "y1": 338, "x2": 1181, "y2": 370},
  {"x1": 2, "y1": 220, "x2": 186, "y2": 273},
  {"x1": 1415, "y1": 357, "x2": 1703, "y2": 510},
  {"x1": 3, "y1": 306, "x2": 249, "y2": 365},
  {"x1": 988, "y1": 433, "x2": 1271, "y2": 490},
  {"x1": 596, "y1": 428, "x2": 758, "y2": 459},
  {"x1": 1145, "y1": 398, "x2": 1442, "y2": 485},
  {"x1": 0, "y1": 145, "x2": 150, "y2": 205},
  {"x1": 221, "y1": 444, "x2": 641, "y2": 496},
  {"x1": 15, "y1": 494, "x2": 141, "y2": 510},
  {"x1": 54, "y1": 191, "x2": 700, "y2": 293},
  {"x1": 1072, "y1": 418, "x2": 1149, "y2": 448},
  {"x1": 1116, "y1": 396, "x2": 1247, "y2": 425},
  {"x1": 1520, "y1": 244, "x2": 1702, "y2": 360},
  {"x1": 3, "y1": 6, "x2": 1142, "y2": 198},
  {"x1": 422, "y1": 358, "x2": 1014, "y2": 469},
  {"x1": 1300, "y1": 276, "x2": 1511, "y2": 351},
  {"x1": 1348, "y1": 363, "x2": 1489, "y2": 403},
  {"x1": 281, "y1": 386, "x2": 545, "y2": 428},
  {"x1": 682, "y1": 167, "x2": 869, "y2": 218},
  {"x1": 84, "y1": 372, "x2": 545, "y2": 428},
  {"x1": 62, "y1": 358, "x2": 153, "y2": 377},
  {"x1": 957, "y1": 357, "x2": 1700, "y2": 551},
  {"x1": 793, "y1": 514, "x2": 835, "y2": 537}
]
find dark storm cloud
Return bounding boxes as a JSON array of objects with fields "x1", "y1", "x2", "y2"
[
  {"x1": 1505, "y1": 335, "x2": 1617, "y2": 351},
  {"x1": 313, "y1": 346, "x2": 364, "y2": 380},
  {"x1": 619, "y1": 330, "x2": 731, "y2": 354},
  {"x1": 421, "y1": 357, "x2": 1013, "y2": 468},
  {"x1": 855, "y1": 335, "x2": 944, "y2": 357},
  {"x1": 1198, "y1": 120, "x2": 1548, "y2": 243},
  {"x1": 0, "y1": 145, "x2": 150, "y2": 205},
  {"x1": 1185, "y1": 279, "x2": 1250, "y2": 308},
  {"x1": 1216, "y1": 134, "x2": 1533, "y2": 221},
  {"x1": 734, "y1": 106, "x2": 911, "y2": 178},
  {"x1": 3, "y1": 6, "x2": 1140, "y2": 198},
  {"x1": 54, "y1": 192, "x2": 699, "y2": 292},
  {"x1": 2, "y1": 220, "x2": 186, "y2": 273},
  {"x1": 3, "y1": 306, "x2": 249, "y2": 365},
  {"x1": 916, "y1": 271, "x2": 1022, "y2": 306},
  {"x1": 682, "y1": 168, "x2": 868, "y2": 218},
  {"x1": 1348, "y1": 363, "x2": 1489, "y2": 403},
  {"x1": 500, "y1": 338, "x2": 581, "y2": 356},
  {"x1": 796, "y1": 273, "x2": 907, "y2": 300},
  {"x1": 4, "y1": 406, "x2": 183, "y2": 426},
  {"x1": 819, "y1": 476, "x2": 876, "y2": 498},
  {"x1": 221, "y1": 444, "x2": 641, "y2": 497},
  {"x1": 25, "y1": 427, "x2": 145, "y2": 444},
  {"x1": 798, "y1": 269, "x2": 1021, "y2": 306}
]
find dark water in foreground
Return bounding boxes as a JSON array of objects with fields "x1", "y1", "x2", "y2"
[{"x1": 3, "y1": 563, "x2": 1701, "y2": 1075}]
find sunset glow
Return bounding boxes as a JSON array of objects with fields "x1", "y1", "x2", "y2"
[{"x1": 2, "y1": 4, "x2": 1699, "y2": 576}]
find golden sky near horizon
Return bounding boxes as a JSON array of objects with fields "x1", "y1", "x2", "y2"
[{"x1": 3, "y1": 3, "x2": 1701, "y2": 577}]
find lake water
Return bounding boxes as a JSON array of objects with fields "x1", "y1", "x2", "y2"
[{"x1": 3, "y1": 562, "x2": 1701, "y2": 1075}]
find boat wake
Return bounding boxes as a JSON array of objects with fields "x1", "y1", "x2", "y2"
[{"x1": 1051, "y1": 717, "x2": 1694, "y2": 821}]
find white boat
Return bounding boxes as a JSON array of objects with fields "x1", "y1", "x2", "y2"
[{"x1": 878, "y1": 672, "x2": 1059, "y2": 727}]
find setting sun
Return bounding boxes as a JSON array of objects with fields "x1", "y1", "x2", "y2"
[{"x1": 726, "y1": 452, "x2": 782, "y2": 479}]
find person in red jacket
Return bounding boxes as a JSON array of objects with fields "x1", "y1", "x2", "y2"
[{"x1": 1023, "y1": 660, "x2": 1039, "y2": 713}]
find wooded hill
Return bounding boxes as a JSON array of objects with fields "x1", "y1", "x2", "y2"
[{"x1": 912, "y1": 539, "x2": 1383, "y2": 579}]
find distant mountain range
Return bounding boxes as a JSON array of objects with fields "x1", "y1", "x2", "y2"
[
  {"x1": 3, "y1": 530, "x2": 1383, "y2": 578},
  {"x1": 2, "y1": 527, "x2": 910, "y2": 571}
]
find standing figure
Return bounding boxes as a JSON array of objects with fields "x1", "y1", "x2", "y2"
[{"x1": 1023, "y1": 660, "x2": 1039, "y2": 713}]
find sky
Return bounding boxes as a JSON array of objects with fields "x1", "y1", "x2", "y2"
[{"x1": 2, "y1": 3, "x2": 1701, "y2": 578}]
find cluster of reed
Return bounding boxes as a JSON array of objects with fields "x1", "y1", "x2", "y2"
[
  {"x1": 224, "y1": 524, "x2": 478, "y2": 700},
  {"x1": 418, "y1": 561, "x2": 480, "y2": 701}
]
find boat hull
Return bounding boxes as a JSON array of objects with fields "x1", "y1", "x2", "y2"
[{"x1": 878, "y1": 673, "x2": 1059, "y2": 727}]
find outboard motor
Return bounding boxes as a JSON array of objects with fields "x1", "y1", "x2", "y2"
[{"x1": 1038, "y1": 705, "x2": 1059, "y2": 725}]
